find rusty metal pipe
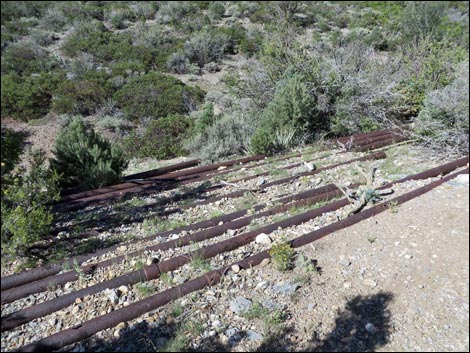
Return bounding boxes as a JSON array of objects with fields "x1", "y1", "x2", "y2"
[
  {"x1": 1, "y1": 189, "x2": 345, "y2": 330},
  {"x1": 16, "y1": 166, "x2": 467, "y2": 352},
  {"x1": 0, "y1": 184, "x2": 339, "y2": 307},
  {"x1": 351, "y1": 135, "x2": 409, "y2": 152},
  {"x1": 55, "y1": 155, "x2": 266, "y2": 209}
]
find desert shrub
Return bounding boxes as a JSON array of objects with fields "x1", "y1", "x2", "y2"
[
  {"x1": 185, "y1": 112, "x2": 254, "y2": 163},
  {"x1": 1, "y1": 40, "x2": 55, "y2": 75},
  {"x1": 1, "y1": 149, "x2": 60, "y2": 257},
  {"x1": 1, "y1": 71, "x2": 60, "y2": 121},
  {"x1": 399, "y1": 1, "x2": 449, "y2": 43},
  {"x1": 39, "y1": 6, "x2": 67, "y2": 31},
  {"x1": 364, "y1": 27, "x2": 388, "y2": 50},
  {"x1": 131, "y1": 2, "x2": 156, "y2": 20},
  {"x1": 250, "y1": 72, "x2": 318, "y2": 154},
  {"x1": 49, "y1": 117, "x2": 128, "y2": 191},
  {"x1": 121, "y1": 115, "x2": 194, "y2": 159},
  {"x1": 1, "y1": 128, "x2": 27, "y2": 177},
  {"x1": 414, "y1": 62, "x2": 469, "y2": 154},
  {"x1": 113, "y1": 71, "x2": 204, "y2": 120},
  {"x1": 167, "y1": 52, "x2": 189, "y2": 74},
  {"x1": 52, "y1": 72, "x2": 112, "y2": 116},
  {"x1": 208, "y1": 1, "x2": 226, "y2": 20},
  {"x1": 268, "y1": 239, "x2": 295, "y2": 271},
  {"x1": 184, "y1": 31, "x2": 229, "y2": 67},
  {"x1": 105, "y1": 6, "x2": 136, "y2": 30},
  {"x1": 61, "y1": 20, "x2": 111, "y2": 59},
  {"x1": 156, "y1": 1, "x2": 198, "y2": 24}
]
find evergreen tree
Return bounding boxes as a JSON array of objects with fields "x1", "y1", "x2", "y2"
[{"x1": 50, "y1": 117, "x2": 128, "y2": 191}]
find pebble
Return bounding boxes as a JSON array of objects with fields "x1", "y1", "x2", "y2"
[
  {"x1": 257, "y1": 177, "x2": 267, "y2": 186},
  {"x1": 272, "y1": 281, "x2": 300, "y2": 295},
  {"x1": 339, "y1": 258, "x2": 351, "y2": 267},
  {"x1": 365, "y1": 322, "x2": 376, "y2": 333},
  {"x1": 229, "y1": 297, "x2": 252, "y2": 314},
  {"x1": 105, "y1": 288, "x2": 119, "y2": 304},
  {"x1": 212, "y1": 320, "x2": 222, "y2": 328},
  {"x1": 231, "y1": 265, "x2": 241, "y2": 273},
  {"x1": 246, "y1": 330, "x2": 264, "y2": 341},
  {"x1": 363, "y1": 279, "x2": 377, "y2": 287},
  {"x1": 118, "y1": 285, "x2": 129, "y2": 295},
  {"x1": 255, "y1": 233, "x2": 272, "y2": 245}
]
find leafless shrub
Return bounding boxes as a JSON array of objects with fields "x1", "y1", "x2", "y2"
[
  {"x1": 185, "y1": 112, "x2": 255, "y2": 163},
  {"x1": 184, "y1": 31, "x2": 229, "y2": 67},
  {"x1": 414, "y1": 62, "x2": 469, "y2": 155},
  {"x1": 167, "y1": 52, "x2": 189, "y2": 74}
]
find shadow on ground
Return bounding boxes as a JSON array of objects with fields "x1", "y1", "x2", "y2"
[{"x1": 63, "y1": 291, "x2": 393, "y2": 352}]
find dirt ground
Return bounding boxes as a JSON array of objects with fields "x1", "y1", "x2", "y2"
[{"x1": 284, "y1": 174, "x2": 469, "y2": 352}]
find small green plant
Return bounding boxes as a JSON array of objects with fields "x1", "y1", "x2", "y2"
[
  {"x1": 367, "y1": 234, "x2": 377, "y2": 243},
  {"x1": 160, "y1": 272, "x2": 173, "y2": 286},
  {"x1": 388, "y1": 200, "x2": 399, "y2": 213},
  {"x1": 135, "y1": 282, "x2": 155, "y2": 298},
  {"x1": 133, "y1": 259, "x2": 145, "y2": 271},
  {"x1": 190, "y1": 253, "x2": 212, "y2": 272},
  {"x1": 171, "y1": 303, "x2": 184, "y2": 318},
  {"x1": 268, "y1": 238, "x2": 295, "y2": 271}
]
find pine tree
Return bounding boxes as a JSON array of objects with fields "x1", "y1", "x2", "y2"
[{"x1": 50, "y1": 117, "x2": 128, "y2": 191}]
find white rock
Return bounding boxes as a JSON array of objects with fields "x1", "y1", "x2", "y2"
[{"x1": 255, "y1": 233, "x2": 272, "y2": 245}]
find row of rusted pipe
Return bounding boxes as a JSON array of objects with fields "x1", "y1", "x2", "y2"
[
  {"x1": 55, "y1": 154, "x2": 267, "y2": 206},
  {"x1": 1, "y1": 151, "x2": 381, "y2": 292},
  {"x1": 0, "y1": 183, "x2": 341, "y2": 306},
  {"x1": 1, "y1": 187, "x2": 346, "y2": 330},
  {"x1": 15, "y1": 162, "x2": 468, "y2": 352},
  {"x1": 3, "y1": 155, "x2": 468, "y2": 333}
]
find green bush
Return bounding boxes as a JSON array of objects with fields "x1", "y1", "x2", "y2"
[
  {"x1": 1, "y1": 72, "x2": 60, "y2": 121},
  {"x1": 122, "y1": 115, "x2": 194, "y2": 159},
  {"x1": 49, "y1": 117, "x2": 128, "y2": 191},
  {"x1": 1, "y1": 149, "x2": 60, "y2": 257},
  {"x1": 52, "y1": 73, "x2": 112, "y2": 116},
  {"x1": 250, "y1": 72, "x2": 318, "y2": 155},
  {"x1": 1, "y1": 40, "x2": 56, "y2": 75},
  {"x1": 1, "y1": 128, "x2": 27, "y2": 178},
  {"x1": 113, "y1": 71, "x2": 204, "y2": 120}
]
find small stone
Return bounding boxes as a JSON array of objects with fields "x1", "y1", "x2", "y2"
[
  {"x1": 246, "y1": 330, "x2": 264, "y2": 341},
  {"x1": 212, "y1": 320, "x2": 222, "y2": 328},
  {"x1": 117, "y1": 246, "x2": 127, "y2": 252},
  {"x1": 307, "y1": 303, "x2": 317, "y2": 311},
  {"x1": 256, "y1": 281, "x2": 269, "y2": 290},
  {"x1": 173, "y1": 275, "x2": 187, "y2": 285},
  {"x1": 218, "y1": 166, "x2": 227, "y2": 171},
  {"x1": 404, "y1": 254, "x2": 413, "y2": 260},
  {"x1": 105, "y1": 288, "x2": 119, "y2": 304},
  {"x1": 227, "y1": 229, "x2": 236, "y2": 237},
  {"x1": 229, "y1": 297, "x2": 252, "y2": 314},
  {"x1": 118, "y1": 285, "x2": 129, "y2": 295},
  {"x1": 257, "y1": 177, "x2": 267, "y2": 186},
  {"x1": 71, "y1": 306, "x2": 80, "y2": 314},
  {"x1": 75, "y1": 297, "x2": 82, "y2": 304},
  {"x1": 303, "y1": 162, "x2": 316, "y2": 171},
  {"x1": 246, "y1": 269, "x2": 253, "y2": 276},
  {"x1": 255, "y1": 233, "x2": 272, "y2": 245},
  {"x1": 343, "y1": 282, "x2": 352, "y2": 289},
  {"x1": 363, "y1": 279, "x2": 377, "y2": 288},
  {"x1": 272, "y1": 281, "x2": 300, "y2": 295},
  {"x1": 365, "y1": 323, "x2": 376, "y2": 333},
  {"x1": 231, "y1": 265, "x2": 241, "y2": 273},
  {"x1": 339, "y1": 258, "x2": 351, "y2": 267},
  {"x1": 113, "y1": 330, "x2": 121, "y2": 339}
]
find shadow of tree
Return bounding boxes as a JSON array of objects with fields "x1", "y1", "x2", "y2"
[
  {"x1": 51, "y1": 181, "x2": 212, "y2": 236},
  {"x1": 75, "y1": 291, "x2": 393, "y2": 352}
]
